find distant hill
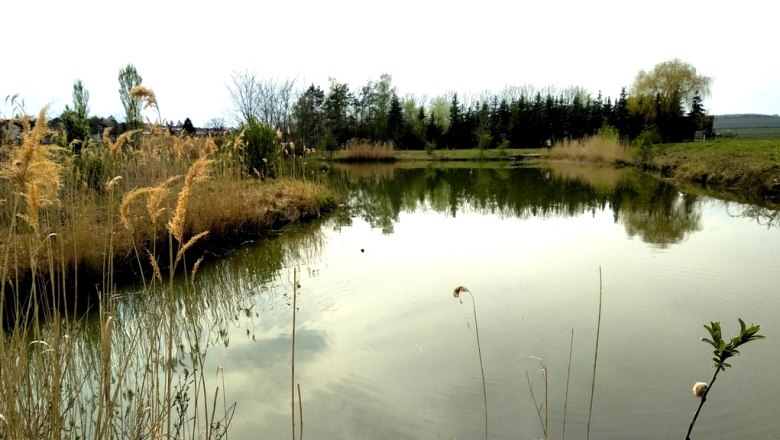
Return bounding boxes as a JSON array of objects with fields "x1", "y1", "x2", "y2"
[{"x1": 713, "y1": 114, "x2": 780, "y2": 130}]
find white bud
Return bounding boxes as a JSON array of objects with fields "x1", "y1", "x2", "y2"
[{"x1": 692, "y1": 382, "x2": 708, "y2": 397}]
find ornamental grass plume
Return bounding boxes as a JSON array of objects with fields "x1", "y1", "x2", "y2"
[
  {"x1": 167, "y1": 157, "x2": 213, "y2": 244},
  {"x1": 130, "y1": 85, "x2": 161, "y2": 123},
  {"x1": 102, "y1": 127, "x2": 140, "y2": 161},
  {"x1": 0, "y1": 108, "x2": 61, "y2": 232}
]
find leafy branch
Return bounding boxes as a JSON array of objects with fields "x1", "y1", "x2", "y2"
[{"x1": 685, "y1": 319, "x2": 764, "y2": 439}]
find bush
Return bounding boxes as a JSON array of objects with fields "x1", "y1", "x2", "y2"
[
  {"x1": 634, "y1": 126, "x2": 662, "y2": 164},
  {"x1": 318, "y1": 132, "x2": 339, "y2": 156},
  {"x1": 597, "y1": 124, "x2": 620, "y2": 141},
  {"x1": 239, "y1": 117, "x2": 278, "y2": 178},
  {"x1": 496, "y1": 139, "x2": 510, "y2": 156},
  {"x1": 424, "y1": 140, "x2": 437, "y2": 156}
]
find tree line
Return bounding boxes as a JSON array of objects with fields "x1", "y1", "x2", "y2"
[
  {"x1": 15, "y1": 59, "x2": 712, "y2": 154},
  {"x1": 232, "y1": 59, "x2": 713, "y2": 153}
]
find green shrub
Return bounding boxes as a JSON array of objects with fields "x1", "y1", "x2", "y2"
[
  {"x1": 318, "y1": 132, "x2": 339, "y2": 157},
  {"x1": 239, "y1": 117, "x2": 278, "y2": 178},
  {"x1": 424, "y1": 140, "x2": 437, "y2": 156},
  {"x1": 597, "y1": 124, "x2": 620, "y2": 141},
  {"x1": 496, "y1": 139, "x2": 510, "y2": 156},
  {"x1": 634, "y1": 126, "x2": 662, "y2": 164}
]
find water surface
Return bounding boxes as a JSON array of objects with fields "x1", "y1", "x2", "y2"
[{"x1": 133, "y1": 163, "x2": 780, "y2": 439}]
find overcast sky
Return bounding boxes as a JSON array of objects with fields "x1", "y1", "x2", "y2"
[{"x1": 3, "y1": 0, "x2": 778, "y2": 126}]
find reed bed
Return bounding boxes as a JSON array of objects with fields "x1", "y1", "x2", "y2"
[
  {"x1": 548, "y1": 134, "x2": 630, "y2": 164},
  {"x1": 0, "y1": 100, "x2": 335, "y2": 439},
  {"x1": 332, "y1": 138, "x2": 396, "y2": 162}
]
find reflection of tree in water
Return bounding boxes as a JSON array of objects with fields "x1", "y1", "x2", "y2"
[
  {"x1": 618, "y1": 190, "x2": 702, "y2": 249},
  {"x1": 732, "y1": 204, "x2": 780, "y2": 229},
  {"x1": 327, "y1": 165, "x2": 704, "y2": 247}
]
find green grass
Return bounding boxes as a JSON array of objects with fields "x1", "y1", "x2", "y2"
[{"x1": 640, "y1": 137, "x2": 780, "y2": 197}]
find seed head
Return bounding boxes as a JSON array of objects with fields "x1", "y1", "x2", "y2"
[{"x1": 692, "y1": 382, "x2": 708, "y2": 398}]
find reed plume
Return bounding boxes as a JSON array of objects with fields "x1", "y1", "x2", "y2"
[
  {"x1": 102, "y1": 127, "x2": 140, "y2": 160},
  {"x1": 0, "y1": 108, "x2": 61, "y2": 232},
  {"x1": 130, "y1": 85, "x2": 161, "y2": 124},
  {"x1": 119, "y1": 187, "x2": 153, "y2": 230},
  {"x1": 167, "y1": 157, "x2": 214, "y2": 243}
]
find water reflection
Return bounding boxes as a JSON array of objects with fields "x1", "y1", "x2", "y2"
[
  {"x1": 50, "y1": 162, "x2": 780, "y2": 439},
  {"x1": 327, "y1": 163, "x2": 706, "y2": 248}
]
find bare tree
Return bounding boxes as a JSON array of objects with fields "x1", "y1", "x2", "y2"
[
  {"x1": 257, "y1": 77, "x2": 296, "y2": 133},
  {"x1": 227, "y1": 70, "x2": 296, "y2": 132},
  {"x1": 228, "y1": 69, "x2": 261, "y2": 124}
]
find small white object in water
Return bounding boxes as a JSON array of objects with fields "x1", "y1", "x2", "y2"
[{"x1": 692, "y1": 382, "x2": 708, "y2": 397}]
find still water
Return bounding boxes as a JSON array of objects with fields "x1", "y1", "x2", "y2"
[{"x1": 144, "y1": 163, "x2": 780, "y2": 439}]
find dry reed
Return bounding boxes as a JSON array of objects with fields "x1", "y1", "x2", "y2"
[
  {"x1": 453, "y1": 285, "x2": 488, "y2": 440},
  {"x1": 0, "y1": 101, "x2": 335, "y2": 439},
  {"x1": 586, "y1": 266, "x2": 604, "y2": 439},
  {"x1": 548, "y1": 135, "x2": 629, "y2": 164},
  {"x1": 334, "y1": 138, "x2": 396, "y2": 162}
]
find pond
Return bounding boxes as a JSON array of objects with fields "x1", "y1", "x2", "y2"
[{"x1": 125, "y1": 162, "x2": 780, "y2": 439}]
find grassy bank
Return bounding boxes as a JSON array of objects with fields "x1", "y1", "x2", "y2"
[
  {"x1": 0, "y1": 111, "x2": 336, "y2": 286},
  {"x1": 350, "y1": 135, "x2": 780, "y2": 201},
  {"x1": 639, "y1": 138, "x2": 780, "y2": 199}
]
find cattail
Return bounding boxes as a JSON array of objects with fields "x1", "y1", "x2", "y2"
[{"x1": 692, "y1": 382, "x2": 708, "y2": 397}]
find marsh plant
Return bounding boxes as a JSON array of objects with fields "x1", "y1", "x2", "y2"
[
  {"x1": 0, "y1": 91, "x2": 333, "y2": 438},
  {"x1": 685, "y1": 319, "x2": 764, "y2": 439}
]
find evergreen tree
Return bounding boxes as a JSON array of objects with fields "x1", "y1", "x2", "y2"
[
  {"x1": 324, "y1": 80, "x2": 353, "y2": 144},
  {"x1": 182, "y1": 118, "x2": 196, "y2": 135},
  {"x1": 611, "y1": 87, "x2": 630, "y2": 139},
  {"x1": 445, "y1": 93, "x2": 464, "y2": 148},
  {"x1": 387, "y1": 93, "x2": 405, "y2": 147},
  {"x1": 293, "y1": 84, "x2": 326, "y2": 148},
  {"x1": 687, "y1": 91, "x2": 711, "y2": 139}
]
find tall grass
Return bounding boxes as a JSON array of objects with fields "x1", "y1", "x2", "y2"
[
  {"x1": 0, "y1": 98, "x2": 334, "y2": 438},
  {"x1": 333, "y1": 138, "x2": 396, "y2": 162},
  {"x1": 548, "y1": 132, "x2": 630, "y2": 164}
]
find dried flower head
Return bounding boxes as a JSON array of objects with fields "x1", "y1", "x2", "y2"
[
  {"x1": 167, "y1": 157, "x2": 213, "y2": 243},
  {"x1": 453, "y1": 285, "x2": 470, "y2": 298},
  {"x1": 692, "y1": 382, "x2": 708, "y2": 397},
  {"x1": 130, "y1": 86, "x2": 159, "y2": 111}
]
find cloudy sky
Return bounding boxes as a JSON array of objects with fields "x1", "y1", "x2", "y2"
[{"x1": 3, "y1": 0, "x2": 777, "y2": 126}]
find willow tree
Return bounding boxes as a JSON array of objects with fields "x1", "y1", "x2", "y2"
[{"x1": 629, "y1": 58, "x2": 711, "y2": 120}]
